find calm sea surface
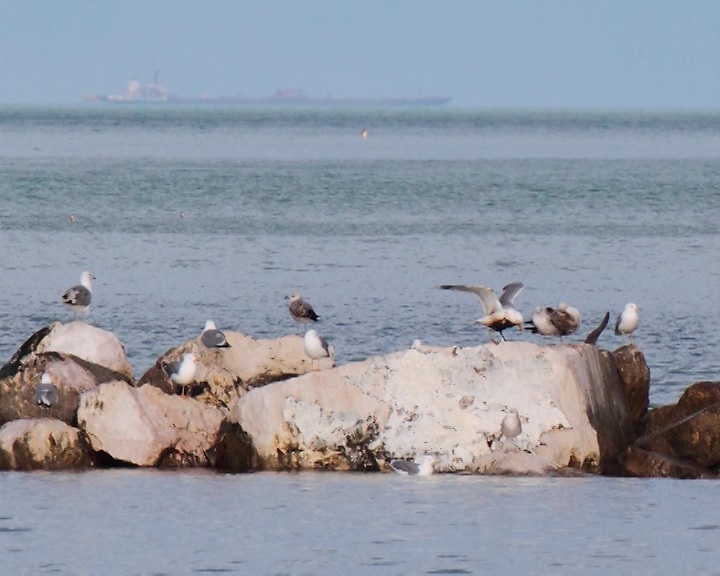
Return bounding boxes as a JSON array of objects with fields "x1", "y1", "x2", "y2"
[{"x1": 1, "y1": 107, "x2": 719, "y2": 573}]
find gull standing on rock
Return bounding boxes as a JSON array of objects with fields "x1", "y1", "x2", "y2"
[
  {"x1": 286, "y1": 293, "x2": 319, "y2": 332},
  {"x1": 200, "y1": 320, "x2": 231, "y2": 349},
  {"x1": 615, "y1": 303, "x2": 640, "y2": 342},
  {"x1": 528, "y1": 302, "x2": 582, "y2": 341},
  {"x1": 303, "y1": 329, "x2": 331, "y2": 370},
  {"x1": 162, "y1": 352, "x2": 200, "y2": 396},
  {"x1": 527, "y1": 307, "x2": 560, "y2": 337},
  {"x1": 440, "y1": 282, "x2": 524, "y2": 344},
  {"x1": 501, "y1": 408, "x2": 522, "y2": 441},
  {"x1": 34, "y1": 373, "x2": 59, "y2": 416},
  {"x1": 61, "y1": 271, "x2": 94, "y2": 318},
  {"x1": 388, "y1": 455, "x2": 436, "y2": 476}
]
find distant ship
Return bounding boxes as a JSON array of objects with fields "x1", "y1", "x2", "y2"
[{"x1": 85, "y1": 73, "x2": 451, "y2": 108}]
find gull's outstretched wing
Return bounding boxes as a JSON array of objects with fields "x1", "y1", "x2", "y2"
[
  {"x1": 499, "y1": 282, "x2": 524, "y2": 308},
  {"x1": 440, "y1": 284, "x2": 500, "y2": 315}
]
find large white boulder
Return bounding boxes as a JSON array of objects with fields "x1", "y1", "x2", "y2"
[
  {"x1": 232, "y1": 342, "x2": 634, "y2": 474},
  {"x1": 77, "y1": 381, "x2": 226, "y2": 467},
  {"x1": 37, "y1": 321, "x2": 133, "y2": 381}
]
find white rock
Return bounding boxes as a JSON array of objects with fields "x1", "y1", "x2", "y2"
[
  {"x1": 37, "y1": 321, "x2": 133, "y2": 381},
  {"x1": 232, "y1": 342, "x2": 634, "y2": 474},
  {"x1": 77, "y1": 380, "x2": 225, "y2": 466}
]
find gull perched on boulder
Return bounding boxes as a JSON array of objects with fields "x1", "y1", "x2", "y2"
[
  {"x1": 286, "y1": 293, "x2": 319, "y2": 332},
  {"x1": 303, "y1": 329, "x2": 331, "y2": 370},
  {"x1": 34, "y1": 373, "x2": 59, "y2": 416},
  {"x1": 200, "y1": 320, "x2": 231, "y2": 349},
  {"x1": 501, "y1": 408, "x2": 522, "y2": 441},
  {"x1": 162, "y1": 352, "x2": 200, "y2": 396},
  {"x1": 615, "y1": 303, "x2": 640, "y2": 342},
  {"x1": 388, "y1": 455, "x2": 436, "y2": 476},
  {"x1": 440, "y1": 282, "x2": 524, "y2": 344},
  {"x1": 527, "y1": 302, "x2": 582, "y2": 341},
  {"x1": 61, "y1": 271, "x2": 94, "y2": 318}
]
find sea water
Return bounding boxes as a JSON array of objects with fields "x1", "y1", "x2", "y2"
[{"x1": 0, "y1": 107, "x2": 719, "y2": 574}]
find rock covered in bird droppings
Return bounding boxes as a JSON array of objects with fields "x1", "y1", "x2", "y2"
[{"x1": 232, "y1": 342, "x2": 635, "y2": 474}]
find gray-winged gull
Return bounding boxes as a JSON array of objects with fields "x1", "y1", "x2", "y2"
[
  {"x1": 388, "y1": 455, "x2": 436, "y2": 476},
  {"x1": 34, "y1": 373, "x2": 59, "y2": 415},
  {"x1": 162, "y1": 352, "x2": 199, "y2": 396},
  {"x1": 440, "y1": 282, "x2": 524, "y2": 344},
  {"x1": 61, "y1": 271, "x2": 94, "y2": 317},
  {"x1": 286, "y1": 292, "x2": 319, "y2": 332},
  {"x1": 615, "y1": 303, "x2": 640, "y2": 341},
  {"x1": 201, "y1": 320, "x2": 231, "y2": 349},
  {"x1": 303, "y1": 329, "x2": 331, "y2": 370}
]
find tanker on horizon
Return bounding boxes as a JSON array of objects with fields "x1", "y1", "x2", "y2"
[{"x1": 84, "y1": 75, "x2": 452, "y2": 107}]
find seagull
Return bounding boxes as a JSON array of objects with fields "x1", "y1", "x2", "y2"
[
  {"x1": 440, "y1": 282, "x2": 524, "y2": 344},
  {"x1": 501, "y1": 408, "x2": 522, "y2": 440},
  {"x1": 527, "y1": 307, "x2": 560, "y2": 337},
  {"x1": 61, "y1": 271, "x2": 94, "y2": 318},
  {"x1": 360, "y1": 128, "x2": 368, "y2": 139},
  {"x1": 162, "y1": 352, "x2": 200, "y2": 396},
  {"x1": 527, "y1": 302, "x2": 582, "y2": 341},
  {"x1": 286, "y1": 293, "x2": 319, "y2": 332},
  {"x1": 615, "y1": 303, "x2": 640, "y2": 342},
  {"x1": 388, "y1": 455, "x2": 436, "y2": 476},
  {"x1": 34, "y1": 373, "x2": 59, "y2": 416},
  {"x1": 303, "y1": 329, "x2": 331, "y2": 370},
  {"x1": 200, "y1": 320, "x2": 231, "y2": 349}
]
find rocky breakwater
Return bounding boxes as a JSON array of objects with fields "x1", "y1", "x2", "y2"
[
  {"x1": 74, "y1": 330, "x2": 330, "y2": 469},
  {"x1": 0, "y1": 322, "x2": 330, "y2": 470},
  {"x1": 0, "y1": 321, "x2": 132, "y2": 470},
  {"x1": 231, "y1": 341, "x2": 637, "y2": 474}
]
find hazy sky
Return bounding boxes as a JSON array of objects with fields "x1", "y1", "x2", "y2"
[{"x1": 1, "y1": 1, "x2": 719, "y2": 108}]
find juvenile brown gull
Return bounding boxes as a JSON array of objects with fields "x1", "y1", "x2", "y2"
[
  {"x1": 615, "y1": 303, "x2": 640, "y2": 341},
  {"x1": 286, "y1": 293, "x2": 319, "y2": 332},
  {"x1": 61, "y1": 271, "x2": 94, "y2": 317},
  {"x1": 201, "y1": 320, "x2": 231, "y2": 349},
  {"x1": 527, "y1": 302, "x2": 581, "y2": 341},
  {"x1": 440, "y1": 282, "x2": 524, "y2": 344}
]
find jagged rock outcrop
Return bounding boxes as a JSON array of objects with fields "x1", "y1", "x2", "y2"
[
  {"x1": 137, "y1": 331, "x2": 334, "y2": 407},
  {"x1": 0, "y1": 418, "x2": 91, "y2": 470},
  {"x1": 231, "y1": 342, "x2": 635, "y2": 474},
  {"x1": 613, "y1": 344, "x2": 650, "y2": 425},
  {"x1": 76, "y1": 380, "x2": 252, "y2": 468}
]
